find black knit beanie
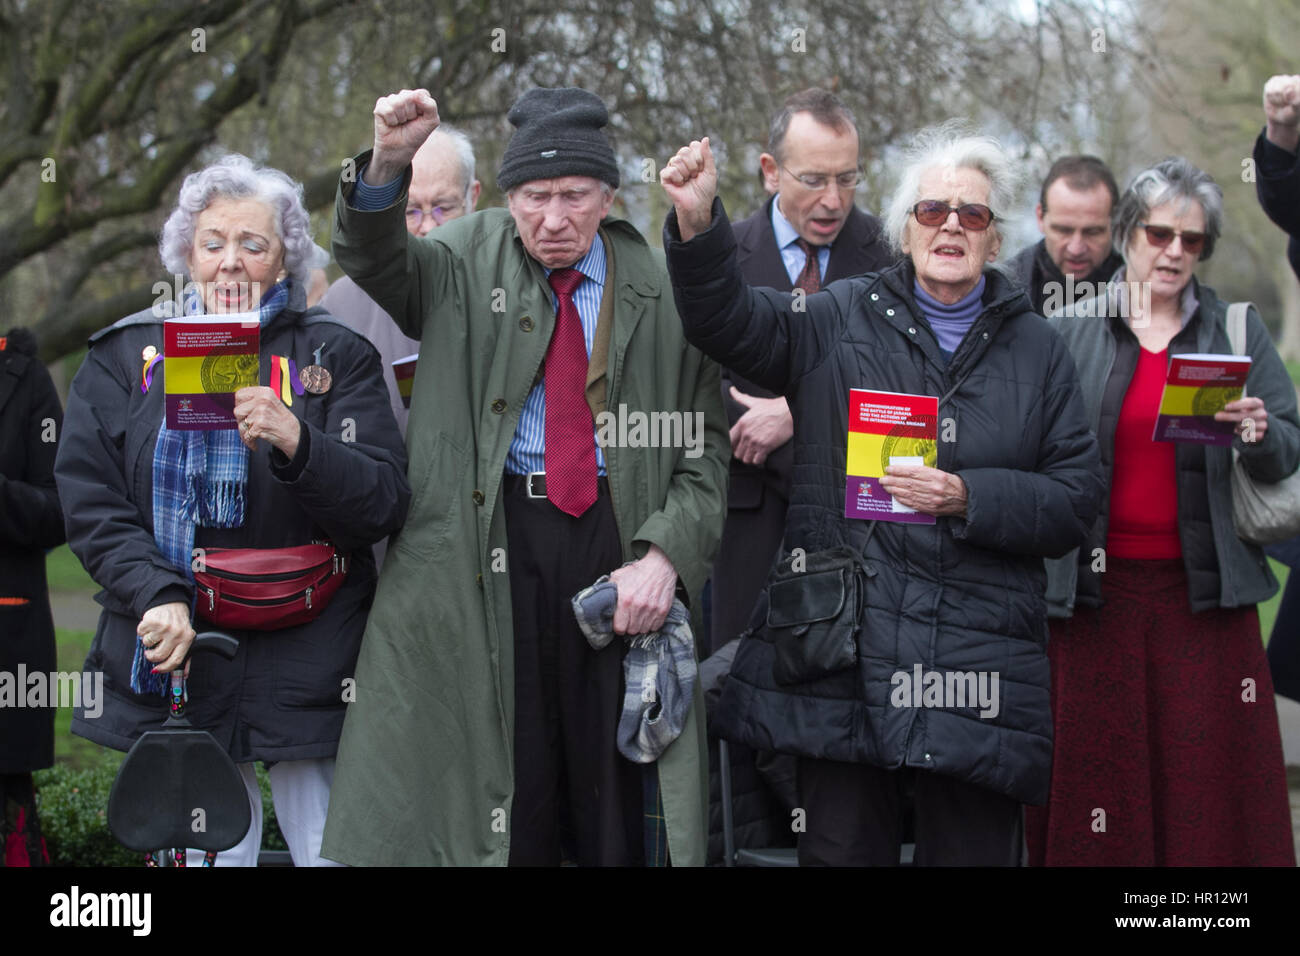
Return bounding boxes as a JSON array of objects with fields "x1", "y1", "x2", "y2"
[{"x1": 496, "y1": 88, "x2": 620, "y2": 192}]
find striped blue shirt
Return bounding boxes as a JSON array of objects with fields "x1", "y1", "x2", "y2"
[
  {"x1": 505, "y1": 239, "x2": 608, "y2": 475},
  {"x1": 351, "y1": 163, "x2": 608, "y2": 476},
  {"x1": 351, "y1": 165, "x2": 404, "y2": 210}
]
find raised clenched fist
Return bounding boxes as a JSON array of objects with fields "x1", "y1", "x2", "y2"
[
  {"x1": 1263, "y1": 75, "x2": 1300, "y2": 152},
  {"x1": 367, "y1": 88, "x2": 441, "y2": 185},
  {"x1": 660, "y1": 137, "x2": 718, "y2": 241}
]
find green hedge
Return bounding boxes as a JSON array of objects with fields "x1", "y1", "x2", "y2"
[{"x1": 34, "y1": 760, "x2": 286, "y2": 866}]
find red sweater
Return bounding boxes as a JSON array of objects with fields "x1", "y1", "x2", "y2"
[{"x1": 1106, "y1": 347, "x2": 1182, "y2": 559}]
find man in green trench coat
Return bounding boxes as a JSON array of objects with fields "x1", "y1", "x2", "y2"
[{"x1": 319, "y1": 86, "x2": 728, "y2": 865}]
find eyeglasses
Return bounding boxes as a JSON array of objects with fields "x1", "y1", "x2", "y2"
[
  {"x1": 405, "y1": 202, "x2": 464, "y2": 228},
  {"x1": 780, "y1": 164, "x2": 861, "y2": 191},
  {"x1": 911, "y1": 200, "x2": 995, "y2": 231},
  {"x1": 1138, "y1": 223, "x2": 1206, "y2": 255}
]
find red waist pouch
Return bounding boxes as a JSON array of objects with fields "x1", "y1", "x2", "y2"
[{"x1": 194, "y1": 543, "x2": 348, "y2": 631}]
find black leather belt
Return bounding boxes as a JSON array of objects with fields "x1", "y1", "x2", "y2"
[{"x1": 504, "y1": 471, "x2": 610, "y2": 499}]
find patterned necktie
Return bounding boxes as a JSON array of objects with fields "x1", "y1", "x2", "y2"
[
  {"x1": 543, "y1": 268, "x2": 598, "y2": 516},
  {"x1": 795, "y1": 238, "x2": 822, "y2": 294}
]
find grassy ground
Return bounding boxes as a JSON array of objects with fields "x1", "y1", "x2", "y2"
[
  {"x1": 1262, "y1": 559, "x2": 1290, "y2": 644},
  {"x1": 53, "y1": 626, "x2": 120, "y2": 772},
  {"x1": 46, "y1": 542, "x2": 95, "y2": 591},
  {"x1": 47, "y1": 545, "x2": 116, "y2": 769}
]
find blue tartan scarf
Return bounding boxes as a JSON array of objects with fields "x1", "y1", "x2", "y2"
[{"x1": 136, "y1": 279, "x2": 291, "y2": 694}]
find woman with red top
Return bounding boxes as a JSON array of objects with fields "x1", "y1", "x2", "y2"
[{"x1": 1028, "y1": 157, "x2": 1300, "y2": 866}]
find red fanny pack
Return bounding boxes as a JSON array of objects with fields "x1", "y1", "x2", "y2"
[{"x1": 193, "y1": 543, "x2": 348, "y2": 631}]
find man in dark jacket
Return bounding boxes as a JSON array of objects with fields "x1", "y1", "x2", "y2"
[
  {"x1": 712, "y1": 88, "x2": 892, "y2": 654},
  {"x1": 1254, "y1": 72, "x2": 1300, "y2": 702},
  {"x1": 1004, "y1": 155, "x2": 1123, "y2": 316},
  {"x1": 0, "y1": 328, "x2": 64, "y2": 866}
]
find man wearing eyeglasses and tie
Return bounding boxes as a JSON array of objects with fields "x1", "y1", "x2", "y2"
[
  {"x1": 320, "y1": 126, "x2": 482, "y2": 437},
  {"x1": 710, "y1": 89, "x2": 892, "y2": 657}
]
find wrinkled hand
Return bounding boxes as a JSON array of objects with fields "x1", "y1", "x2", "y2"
[
  {"x1": 233, "y1": 386, "x2": 301, "y2": 458},
  {"x1": 729, "y1": 387, "x2": 793, "y2": 466},
  {"x1": 607, "y1": 544, "x2": 678, "y2": 636},
  {"x1": 138, "y1": 602, "x2": 196, "y2": 676},
  {"x1": 1264, "y1": 74, "x2": 1300, "y2": 152},
  {"x1": 879, "y1": 463, "x2": 968, "y2": 517},
  {"x1": 660, "y1": 137, "x2": 718, "y2": 240},
  {"x1": 1217, "y1": 396, "x2": 1270, "y2": 443},
  {"x1": 368, "y1": 88, "x2": 441, "y2": 185}
]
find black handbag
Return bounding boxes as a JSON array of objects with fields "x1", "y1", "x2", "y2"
[{"x1": 765, "y1": 533, "x2": 875, "y2": 686}]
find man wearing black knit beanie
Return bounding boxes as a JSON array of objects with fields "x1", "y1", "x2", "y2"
[{"x1": 321, "y1": 86, "x2": 727, "y2": 868}]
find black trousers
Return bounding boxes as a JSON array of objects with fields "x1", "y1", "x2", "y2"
[
  {"x1": 503, "y1": 478, "x2": 644, "y2": 866},
  {"x1": 797, "y1": 757, "x2": 1023, "y2": 866},
  {"x1": 709, "y1": 493, "x2": 787, "y2": 657}
]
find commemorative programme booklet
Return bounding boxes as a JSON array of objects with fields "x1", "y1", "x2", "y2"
[
  {"x1": 845, "y1": 388, "x2": 939, "y2": 525},
  {"x1": 392, "y1": 353, "x2": 419, "y2": 409},
  {"x1": 163, "y1": 314, "x2": 260, "y2": 429},
  {"x1": 1152, "y1": 353, "x2": 1252, "y2": 446}
]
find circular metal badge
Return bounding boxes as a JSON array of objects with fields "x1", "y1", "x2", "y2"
[{"x1": 299, "y1": 364, "x2": 333, "y2": 395}]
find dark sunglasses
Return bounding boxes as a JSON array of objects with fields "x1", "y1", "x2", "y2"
[
  {"x1": 1138, "y1": 223, "x2": 1206, "y2": 255},
  {"x1": 912, "y1": 200, "x2": 995, "y2": 231}
]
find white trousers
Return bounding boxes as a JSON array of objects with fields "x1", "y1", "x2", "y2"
[{"x1": 183, "y1": 757, "x2": 345, "y2": 867}]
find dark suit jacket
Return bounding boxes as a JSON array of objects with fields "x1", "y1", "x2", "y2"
[{"x1": 725, "y1": 196, "x2": 893, "y2": 507}]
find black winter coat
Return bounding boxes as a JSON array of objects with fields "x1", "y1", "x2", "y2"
[
  {"x1": 664, "y1": 200, "x2": 1104, "y2": 804},
  {"x1": 54, "y1": 289, "x2": 410, "y2": 763},
  {"x1": 1254, "y1": 130, "x2": 1300, "y2": 282},
  {"x1": 0, "y1": 330, "x2": 65, "y2": 773}
]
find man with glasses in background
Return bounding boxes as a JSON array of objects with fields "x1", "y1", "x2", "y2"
[
  {"x1": 320, "y1": 126, "x2": 481, "y2": 437},
  {"x1": 710, "y1": 88, "x2": 892, "y2": 655}
]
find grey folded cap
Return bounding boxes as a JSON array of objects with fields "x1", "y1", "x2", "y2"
[{"x1": 571, "y1": 575, "x2": 696, "y2": 763}]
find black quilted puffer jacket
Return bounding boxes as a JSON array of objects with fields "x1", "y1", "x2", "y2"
[{"x1": 664, "y1": 200, "x2": 1103, "y2": 805}]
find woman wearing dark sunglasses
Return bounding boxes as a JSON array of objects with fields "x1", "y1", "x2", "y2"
[
  {"x1": 660, "y1": 125, "x2": 1103, "y2": 865},
  {"x1": 1028, "y1": 157, "x2": 1300, "y2": 865}
]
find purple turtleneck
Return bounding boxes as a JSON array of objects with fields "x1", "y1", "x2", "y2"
[{"x1": 913, "y1": 275, "x2": 985, "y2": 357}]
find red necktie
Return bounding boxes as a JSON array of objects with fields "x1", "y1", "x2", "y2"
[
  {"x1": 795, "y1": 238, "x2": 822, "y2": 293},
  {"x1": 544, "y1": 268, "x2": 598, "y2": 516}
]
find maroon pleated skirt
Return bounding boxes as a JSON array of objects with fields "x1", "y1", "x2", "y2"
[{"x1": 1025, "y1": 557, "x2": 1295, "y2": 866}]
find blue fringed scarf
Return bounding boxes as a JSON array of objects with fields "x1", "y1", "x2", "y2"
[{"x1": 136, "y1": 280, "x2": 291, "y2": 695}]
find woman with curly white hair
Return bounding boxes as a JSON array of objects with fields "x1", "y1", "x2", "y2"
[{"x1": 55, "y1": 154, "x2": 410, "y2": 866}]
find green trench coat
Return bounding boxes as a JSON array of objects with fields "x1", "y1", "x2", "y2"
[{"x1": 320, "y1": 159, "x2": 728, "y2": 865}]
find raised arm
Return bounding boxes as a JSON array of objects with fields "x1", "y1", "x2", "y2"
[
  {"x1": 1257, "y1": 75, "x2": 1300, "y2": 238},
  {"x1": 332, "y1": 89, "x2": 452, "y2": 340},
  {"x1": 659, "y1": 138, "x2": 846, "y2": 394}
]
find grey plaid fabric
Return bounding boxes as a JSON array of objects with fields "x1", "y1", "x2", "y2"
[{"x1": 572, "y1": 575, "x2": 697, "y2": 763}]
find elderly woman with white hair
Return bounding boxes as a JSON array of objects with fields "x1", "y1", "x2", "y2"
[
  {"x1": 54, "y1": 154, "x2": 410, "y2": 866},
  {"x1": 1027, "y1": 157, "x2": 1300, "y2": 866},
  {"x1": 660, "y1": 126, "x2": 1103, "y2": 865}
]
